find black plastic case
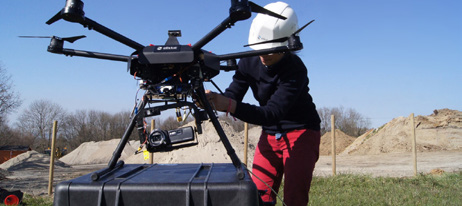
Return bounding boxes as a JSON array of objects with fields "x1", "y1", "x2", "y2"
[{"x1": 54, "y1": 163, "x2": 259, "y2": 206}]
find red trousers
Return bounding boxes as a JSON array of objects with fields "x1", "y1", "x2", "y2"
[{"x1": 251, "y1": 129, "x2": 321, "y2": 206}]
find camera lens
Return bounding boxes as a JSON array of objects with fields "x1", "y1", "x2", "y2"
[{"x1": 148, "y1": 130, "x2": 167, "y2": 147}]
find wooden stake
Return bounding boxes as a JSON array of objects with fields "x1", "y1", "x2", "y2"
[
  {"x1": 410, "y1": 113, "x2": 417, "y2": 176},
  {"x1": 331, "y1": 115, "x2": 336, "y2": 176},
  {"x1": 48, "y1": 120, "x2": 58, "y2": 196}
]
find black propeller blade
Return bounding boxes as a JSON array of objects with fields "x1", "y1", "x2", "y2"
[
  {"x1": 46, "y1": 10, "x2": 64, "y2": 25},
  {"x1": 244, "y1": 19, "x2": 315, "y2": 47},
  {"x1": 248, "y1": 1, "x2": 287, "y2": 20},
  {"x1": 293, "y1": 20, "x2": 315, "y2": 37},
  {"x1": 18, "y1": 36, "x2": 53, "y2": 38},
  {"x1": 61, "y1": 35, "x2": 86, "y2": 43},
  {"x1": 19, "y1": 35, "x2": 86, "y2": 43}
]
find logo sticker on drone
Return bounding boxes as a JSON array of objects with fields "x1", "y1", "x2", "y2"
[{"x1": 155, "y1": 46, "x2": 180, "y2": 52}]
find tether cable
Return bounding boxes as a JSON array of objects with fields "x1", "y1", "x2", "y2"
[{"x1": 244, "y1": 166, "x2": 287, "y2": 206}]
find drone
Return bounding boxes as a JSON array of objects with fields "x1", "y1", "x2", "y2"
[{"x1": 24, "y1": 0, "x2": 314, "y2": 180}]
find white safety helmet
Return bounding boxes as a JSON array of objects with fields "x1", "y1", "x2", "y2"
[{"x1": 248, "y1": 1, "x2": 299, "y2": 50}]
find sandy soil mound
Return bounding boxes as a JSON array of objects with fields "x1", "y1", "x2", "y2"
[
  {"x1": 125, "y1": 120, "x2": 261, "y2": 167},
  {"x1": 320, "y1": 129, "x2": 356, "y2": 155},
  {"x1": 55, "y1": 108, "x2": 462, "y2": 165},
  {"x1": 340, "y1": 129, "x2": 374, "y2": 155},
  {"x1": 59, "y1": 139, "x2": 137, "y2": 165},
  {"x1": 341, "y1": 109, "x2": 462, "y2": 155},
  {"x1": 55, "y1": 120, "x2": 261, "y2": 166},
  {"x1": 0, "y1": 151, "x2": 69, "y2": 171}
]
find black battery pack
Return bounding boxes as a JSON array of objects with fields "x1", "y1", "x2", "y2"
[{"x1": 54, "y1": 163, "x2": 259, "y2": 206}]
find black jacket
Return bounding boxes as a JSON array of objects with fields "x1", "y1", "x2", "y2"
[{"x1": 224, "y1": 53, "x2": 321, "y2": 133}]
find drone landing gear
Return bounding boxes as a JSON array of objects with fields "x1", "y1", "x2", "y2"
[{"x1": 91, "y1": 83, "x2": 245, "y2": 181}]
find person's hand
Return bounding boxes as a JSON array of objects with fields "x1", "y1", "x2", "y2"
[{"x1": 205, "y1": 90, "x2": 236, "y2": 113}]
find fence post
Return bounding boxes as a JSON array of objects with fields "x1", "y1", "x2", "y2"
[
  {"x1": 410, "y1": 113, "x2": 417, "y2": 176},
  {"x1": 331, "y1": 115, "x2": 336, "y2": 176},
  {"x1": 48, "y1": 120, "x2": 58, "y2": 196}
]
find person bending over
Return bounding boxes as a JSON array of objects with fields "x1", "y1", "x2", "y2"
[{"x1": 206, "y1": 2, "x2": 321, "y2": 205}]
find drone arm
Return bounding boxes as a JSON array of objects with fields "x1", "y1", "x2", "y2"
[
  {"x1": 217, "y1": 46, "x2": 295, "y2": 61},
  {"x1": 55, "y1": 48, "x2": 129, "y2": 62},
  {"x1": 80, "y1": 17, "x2": 144, "y2": 51},
  {"x1": 192, "y1": 0, "x2": 254, "y2": 51},
  {"x1": 192, "y1": 17, "x2": 236, "y2": 51},
  {"x1": 46, "y1": 0, "x2": 143, "y2": 50},
  {"x1": 193, "y1": 0, "x2": 287, "y2": 51}
]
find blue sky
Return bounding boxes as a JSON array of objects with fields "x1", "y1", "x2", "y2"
[{"x1": 1, "y1": 0, "x2": 461, "y2": 128}]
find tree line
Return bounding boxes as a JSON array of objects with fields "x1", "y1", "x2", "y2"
[
  {"x1": 2, "y1": 99, "x2": 203, "y2": 153},
  {"x1": 2, "y1": 101, "x2": 371, "y2": 154},
  {"x1": 317, "y1": 106, "x2": 371, "y2": 137}
]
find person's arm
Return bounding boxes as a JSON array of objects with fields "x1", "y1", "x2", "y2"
[
  {"x1": 208, "y1": 62, "x2": 308, "y2": 126},
  {"x1": 205, "y1": 58, "x2": 250, "y2": 112},
  {"x1": 223, "y1": 61, "x2": 250, "y2": 102},
  {"x1": 233, "y1": 66, "x2": 308, "y2": 125}
]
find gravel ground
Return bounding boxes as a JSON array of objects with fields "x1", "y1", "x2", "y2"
[{"x1": 314, "y1": 150, "x2": 462, "y2": 177}]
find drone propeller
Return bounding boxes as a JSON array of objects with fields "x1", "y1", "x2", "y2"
[
  {"x1": 248, "y1": 1, "x2": 287, "y2": 20},
  {"x1": 19, "y1": 35, "x2": 86, "y2": 43},
  {"x1": 46, "y1": 10, "x2": 64, "y2": 25},
  {"x1": 46, "y1": 0, "x2": 85, "y2": 25},
  {"x1": 244, "y1": 19, "x2": 315, "y2": 47}
]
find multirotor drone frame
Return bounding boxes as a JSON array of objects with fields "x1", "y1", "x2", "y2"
[{"x1": 38, "y1": 0, "x2": 313, "y2": 180}]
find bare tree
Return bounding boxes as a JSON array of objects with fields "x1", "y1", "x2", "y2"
[
  {"x1": 60, "y1": 110, "x2": 91, "y2": 149},
  {"x1": 0, "y1": 123, "x2": 16, "y2": 146},
  {"x1": 0, "y1": 64, "x2": 21, "y2": 123},
  {"x1": 110, "y1": 111, "x2": 128, "y2": 135},
  {"x1": 60, "y1": 110, "x2": 135, "y2": 150},
  {"x1": 109, "y1": 110, "x2": 135, "y2": 140},
  {"x1": 0, "y1": 64, "x2": 22, "y2": 146},
  {"x1": 16, "y1": 99, "x2": 66, "y2": 151},
  {"x1": 317, "y1": 106, "x2": 371, "y2": 137}
]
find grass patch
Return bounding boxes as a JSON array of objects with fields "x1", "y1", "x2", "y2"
[
  {"x1": 21, "y1": 194, "x2": 53, "y2": 206},
  {"x1": 275, "y1": 172, "x2": 461, "y2": 206}
]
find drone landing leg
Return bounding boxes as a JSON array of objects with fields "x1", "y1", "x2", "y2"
[
  {"x1": 91, "y1": 97, "x2": 148, "y2": 181},
  {"x1": 195, "y1": 85, "x2": 245, "y2": 180}
]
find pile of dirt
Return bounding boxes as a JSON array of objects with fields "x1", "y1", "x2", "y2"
[
  {"x1": 124, "y1": 120, "x2": 260, "y2": 167},
  {"x1": 59, "y1": 139, "x2": 137, "y2": 165},
  {"x1": 341, "y1": 108, "x2": 462, "y2": 155},
  {"x1": 0, "y1": 151, "x2": 69, "y2": 171},
  {"x1": 52, "y1": 108, "x2": 462, "y2": 165},
  {"x1": 319, "y1": 129, "x2": 356, "y2": 155},
  {"x1": 340, "y1": 129, "x2": 374, "y2": 155},
  {"x1": 55, "y1": 120, "x2": 259, "y2": 166}
]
